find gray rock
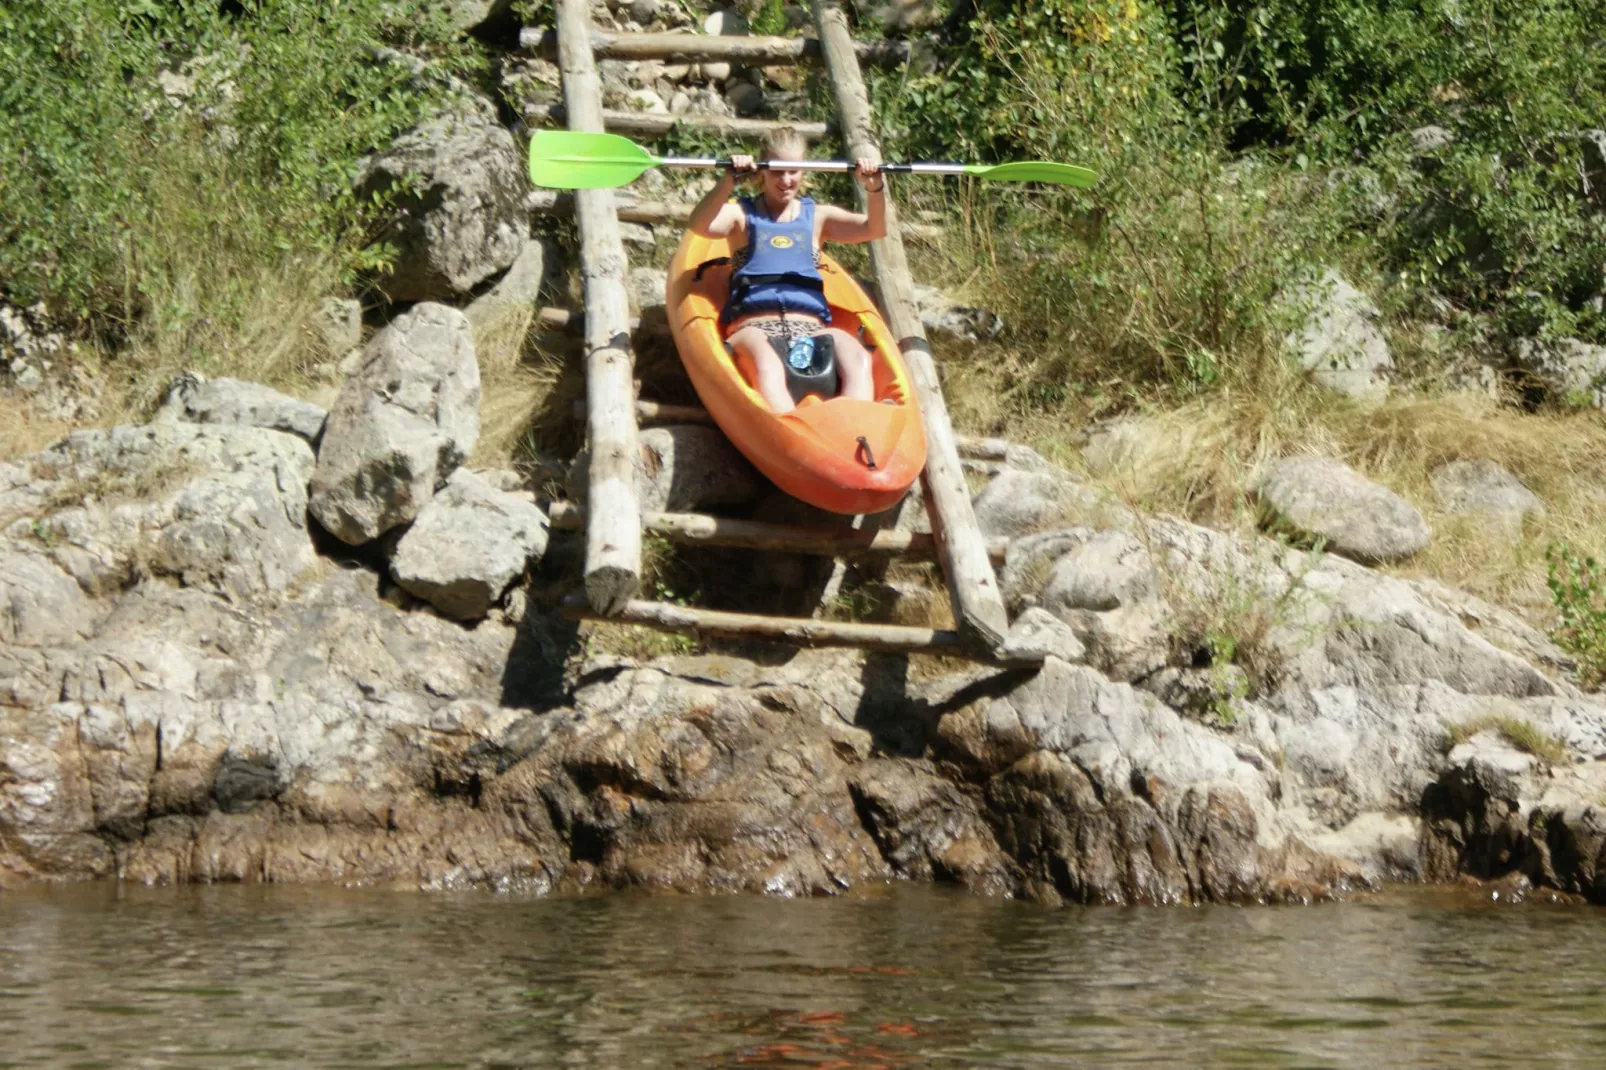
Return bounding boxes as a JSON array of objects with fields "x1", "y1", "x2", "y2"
[
  {"x1": 995, "y1": 606, "x2": 1086, "y2": 664},
  {"x1": 972, "y1": 468, "x2": 1118, "y2": 538},
  {"x1": 999, "y1": 527, "x2": 1091, "y2": 609},
  {"x1": 1410, "y1": 125, "x2": 1455, "y2": 154},
  {"x1": 1254, "y1": 455, "x2": 1429, "y2": 563},
  {"x1": 1513, "y1": 337, "x2": 1606, "y2": 408},
  {"x1": 313, "y1": 297, "x2": 363, "y2": 358},
  {"x1": 725, "y1": 81, "x2": 765, "y2": 117},
  {"x1": 570, "y1": 424, "x2": 761, "y2": 512},
  {"x1": 618, "y1": 221, "x2": 657, "y2": 247},
  {"x1": 1039, "y1": 530, "x2": 1170, "y2": 681},
  {"x1": 972, "y1": 470, "x2": 1071, "y2": 537},
  {"x1": 628, "y1": 266, "x2": 669, "y2": 314},
  {"x1": 1082, "y1": 418, "x2": 1146, "y2": 477},
  {"x1": 357, "y1": 106, "x2": 527, "y2": 303},
  {"x1": 2, "y1": 423, "x2": 317, "y2": 603},
  {"x1": 703, "y1": 7, "x2": 748, "y2": 34},
  {"x1": 390, "y1": 469, "x2": 549, "y2": 620},
  {"x1": 875, "y1": 0, "x2": 950, "y2": 32},
  {"x1": 701, "y1": 60, "x2": 733, "y2": 82},
  {"x1": 310, "y1": 303, "x2": 481, "y2": 545},
  {"x1": 625, "y1": 87, "x2": 668, "y2": 114},
  {"x1": 1283, "y1": 269, "x2": 1393, "y2": 398},
  {"x1": 159, "y1": 374, "x2": 327, "y2": 445},
  {"x1": 0, "y1": 552, "x2": 98, "y2": 646},
  {"x1": 464, "y1": 237, "x2": 561, "y2": 340},
  {"x1": 911, "y1": 283, "x2": 1003, "y2": 344},
  {"x1": 1431, "y1": 459, "x2": 1544, "y2": 534}
]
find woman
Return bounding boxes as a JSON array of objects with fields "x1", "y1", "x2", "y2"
[{"x1": 686, "y1": 127, "x2": 886, "y2": 414}]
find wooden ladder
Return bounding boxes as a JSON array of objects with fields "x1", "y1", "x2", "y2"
[{"x1": 543, "y1": 0, "x2": 1033, "y2": 666}]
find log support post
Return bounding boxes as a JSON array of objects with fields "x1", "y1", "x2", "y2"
[
  {"x1": 810, "y1": 0, "x2": 1011, "y2": 651},
  {"x1": 557, "y1": 0, "x2": 641, "y2": 614}
]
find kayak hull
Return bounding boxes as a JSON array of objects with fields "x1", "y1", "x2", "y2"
[{"x1": 666, "y1": 229, "x2": 927, "y2": 516}]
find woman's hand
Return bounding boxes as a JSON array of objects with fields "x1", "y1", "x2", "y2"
[
  {"x1": 854, "y1": 157, "x2": 884, "y2": 192},
  {"x1": 729, "y1": 153, "x2": 758, "y2": 180}
]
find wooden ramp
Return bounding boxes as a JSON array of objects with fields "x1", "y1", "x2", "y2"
[{"x1": 543, "y1": 0, "x2": 1034, "y2": 666}]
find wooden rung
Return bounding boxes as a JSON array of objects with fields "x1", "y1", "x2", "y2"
[
  {"x1": 570, "y1": 398, "x2": 1008, "y2": 461},
  {"x1": 519, "y1": 27, "x2": 910, "y2": 68},
  {"x1": 525, "y1": 103, "x2": 829, "y2": 141},
  {"x1": 562, "y1": 595, "x2": 1039, "y2": 663},
  {"x1": 529, "y1": 189, "x2": 691, "y2": 227},
  {"x1": 527, "y1": 189, "x2": 942, "y2": 243},
  {"x1": 548, "y1": 501, "x2": 1008, "y2": 563}
]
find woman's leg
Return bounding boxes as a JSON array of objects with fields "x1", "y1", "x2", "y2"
[
  {"x1": 823, "y1": 328, "x2": 875, "y2": 401},
  {"x1": 728, "y1": 325, "x2": 796, "y2": 413}
]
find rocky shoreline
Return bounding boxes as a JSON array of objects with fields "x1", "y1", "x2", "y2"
[{"x1": 7, "y1": 301, "x2": 1606, "y2": 905}]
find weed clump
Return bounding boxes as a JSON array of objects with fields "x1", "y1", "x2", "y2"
[
  {"x1": 1447, "y1": 712, "x2": 1568, "y2": 765},
  {"x1": 1547, "y1": 542, "x2": 1606, "y2": 688}
]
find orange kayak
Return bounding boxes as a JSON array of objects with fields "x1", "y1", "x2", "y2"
[{"x1": 666, "y1": 229, "x2": 927, "y2": 516}]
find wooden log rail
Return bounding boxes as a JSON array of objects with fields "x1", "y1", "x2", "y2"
[
  {"x1": 557, "y1": 0, "x2": 642, "y2": 614},
  {"x1": 523, "y1": 103, "x2": 830, "y2": 142},
  {"x1": 548, "y1": 501, "x2": 1009, "y2": 564},
  {"x1": 527, "y1": 190, "x2": 943, "y2": 242},
  {"x1": 519, "y1": 27, "x2": 910, "y2": 67},
  {"x1": 810, "y1": 0, "x2": 1011, "y2": 651},
  {"x1": 561, "y1": 596, "x2": 1042, "y2": 665}
]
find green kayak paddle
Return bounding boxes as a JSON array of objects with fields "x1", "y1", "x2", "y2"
[{"x1": 528, "y1": 130, "x2": 1095, "y2": 190}]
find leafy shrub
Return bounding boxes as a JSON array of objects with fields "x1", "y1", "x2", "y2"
[
  {"x1": 1164, "y1": 0, "x2": 1606, "y2": 342},
  {"x1": 869, "y1": 0, "x2": 1605, "y2": 410},
  {"x1": 871, "y1": 0, "x2": 1358, "y2": 405},
  {"x1": 1547, "y1": 540, "x2": 1606, "y2": 687},
  {"x1": 0, "y1": 1, "x2": 477, "y2": 339}
]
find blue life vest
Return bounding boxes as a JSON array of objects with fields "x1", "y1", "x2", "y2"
[{"x1": 721, "y1": 195, "x2": 832, "y2": 325}]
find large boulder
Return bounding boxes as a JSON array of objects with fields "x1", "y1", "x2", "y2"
[
  {"x1": 1431, "y1": 459, "x2": 1544, "y2": 536},
  {"x1": 390, "y1": 469, "x2": 549, "y2": 620},
  {"x1": 1, "y1": 422, "x2": 317, "y2": 603},
  {"x1": 357, "y1": 107, "x2": 527, "y2": 303},
  {"x1": 310, "y1": 303, "x2": 481, "y2": 545},
  {"x1": 568, "y1": 424, "x2": 761, "y2": 512},
  {"x1": 1282, "y1": 269, "x2": 1393, "y2": 398},
  {"x1": 463, "y1": 237, "x2": 561, "y2": 344},
  {"x1": 1254, "y1": 455, "x2": 1429, "y2": 563},
  {"x1": 972, "y1": 468, "x2": 1120, "y2": 538},
  {"x1": 157, "y1": 374, "x2": 327, "y2": 445},
  {"x1": 1513, "y1": 337, "x2": 1606, "y2": 408}
]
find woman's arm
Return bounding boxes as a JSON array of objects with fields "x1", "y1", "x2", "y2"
[
  {"x1": 819, "y1": 158, "x2": 887, "y2": 244},
  {"x1": 688, "y1": 155, "x2": 755, "y2": 238}
]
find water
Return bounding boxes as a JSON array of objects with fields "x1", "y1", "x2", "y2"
[{"x1": 2, "y1": 883, "x2": 1604, "y2": 1068}]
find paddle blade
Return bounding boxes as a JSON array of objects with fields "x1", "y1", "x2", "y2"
[
  {"x1": 528, "y1": 130, "x2": 659, "y2": 189},
  {"x1": 968, "y1": 161, "x2": 1097, "y2": 187}
]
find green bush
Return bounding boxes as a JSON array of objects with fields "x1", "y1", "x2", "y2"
[
  {"x1": 871, "y1": 0, "x2": 1358, "y2": 404},
  {"x1": 0, "y1": 1, "x2": 477, "y2": 338},
  {"x1": 1163, "y1": 0, "x2": 1606, "y2": 341},
  {"x1": 869, "y1": 0, "x2": 1605, "y2": 406},
  {"x1": 1547, "y1": 541, "x2": 1606, "y2": 688}
]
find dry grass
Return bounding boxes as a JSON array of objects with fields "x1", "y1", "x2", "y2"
[
  {"x1": 936, "y1": 302, "x2": 1606, "y2": 618},
  {"x1": 1447, "y1": 711, "x2": 1569, "y2": 764}
]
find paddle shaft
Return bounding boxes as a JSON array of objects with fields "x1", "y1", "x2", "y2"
[{"x1": 660, "y1": 156, "x2": 970, "y2": 177}]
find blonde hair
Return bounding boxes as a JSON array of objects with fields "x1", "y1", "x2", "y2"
[{"x1": 760, "y1": 126, "x2": 807, "y2": 162}]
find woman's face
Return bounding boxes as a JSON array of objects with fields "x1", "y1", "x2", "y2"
[{"x1": 760, "y1": 154, "x2": 803, "y2": 210}]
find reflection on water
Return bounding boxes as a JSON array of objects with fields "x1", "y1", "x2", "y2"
[{"x1": 2, "y1": 882, "x2": 1604, "y2": 1067}]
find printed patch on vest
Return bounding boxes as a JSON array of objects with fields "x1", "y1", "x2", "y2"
[{"x1": 768, "y1": 235, "x2": 795, "y2": 249}]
